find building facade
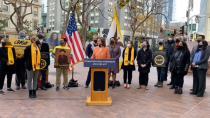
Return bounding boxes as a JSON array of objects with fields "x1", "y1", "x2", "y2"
[{"x1": 0, "y1": 0, "x2": 42, "y2": 38}]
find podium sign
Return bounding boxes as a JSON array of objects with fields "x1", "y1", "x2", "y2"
[
  {"x1": 152, "y1": 50, "x2": 166, "y2": 67},
  {"x1": 84, "y1": 59, "x2": 115, "y2": 106}
]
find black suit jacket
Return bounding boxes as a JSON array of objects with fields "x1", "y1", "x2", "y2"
[
  {"x1": 40, "y1": 43, "x2": 50, "y2": 67},
  {"x1": 58, "y1": 55, "x2": 68, "y2": 65}
]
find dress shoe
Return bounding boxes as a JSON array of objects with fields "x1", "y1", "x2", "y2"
[
  {"x1": 41, "y1": 87, "x2": 47, "y2": 91},
  {"x1": 190, "y1": 92, "x2": 196, "y2": 95},
  {"x1": 158, "y1": 82, "x2": 163, "y2": 87},
  {"x1": 22, "y1": 85, "x2": 26, "y2": 89},
  {"x1": 170, "y1": 86, "x2": 175, "y2": 89},
  {"x1": 32, "y1": 90, "x2": 37, "y2": 98},
  {"x1": 7, "y1": 88, "x2": 15, "y2": 92},
  {"x1": 167, "y1": 82, "x2": 172, "y2": 85},
  {"x1": 137, "y1": 86, "x2": 141, "y2": 89}
]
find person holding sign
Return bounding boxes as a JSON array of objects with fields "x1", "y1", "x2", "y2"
[
  {"x1": 24, "y1": 36, "x2": 41, "y2": 98},
  {"x1": 52, "y1": 38, "x2": 70, "y2": 91},
  {"x1": 121, "y1": 40, "x2": 137, "y2": 89},
  {"x1": 0, "y1": 39, "x2": 16, "y2": 95},
  {"x1": 36, "y1": 34, "x2": 50, "y2": 91},
  {"x1": 137, "y1": 40, "x2": 152, "y2": 90},
  {"x1": 154, "y1": 40, "x2": 168, "y2": 88},
  {"x1": 107, "y1": 37, "x2": 121, "y2": 89},
  {"x1": 169, "y1": 41, "x2": 190, "y2": 94}
]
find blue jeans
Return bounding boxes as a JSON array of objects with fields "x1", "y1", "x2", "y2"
[{"x1": 157, "y1": 67, "x2": 165, "y2": 82}]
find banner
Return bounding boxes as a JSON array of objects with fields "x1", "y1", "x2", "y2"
[
  {"x1": 10, "y1": 38, "x2": 31, "y2": 55},
  {"x1": 45, "y1": 32, "x2": 61, "y2": 49},
  {"x1": 40, "y1": 52, "x2": 49, "y2": 70},
  {"x1": 54, "y1": 48, "x2": 71, "y2": 68},
  {"x1": 152, "y1": 50, "x2": 166, "y2": 67}
]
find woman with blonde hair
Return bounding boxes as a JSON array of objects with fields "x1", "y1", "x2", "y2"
[
  {"x1": 24, "y1": 36, "x2": 41, "y2": 98},
  {"x1": 0, "y1": 38, "x2": 16, "y2": 95}
]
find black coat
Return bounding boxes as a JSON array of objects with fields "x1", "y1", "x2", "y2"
[
  {"x1": 0, "y1": 47, "x2": 16, "y2": 75},
  {"x1": 121, "y1": 48, "x2": 137, "y2": 71},
  {"x1": 40, "y1": 43, "x2": 50, "y2": 67},
  {"x1": 137, "y1": 48, "x2": 152, "y2": 73},
  {"x1": 24, "y1": 45, "x2": 41, "y2": 71},
  {"x1": 170, "y1": 49, "x2": 190, "y2": 75},
  {"x1": 165, "y1": 40, "x2": 175, "y2": 59}
]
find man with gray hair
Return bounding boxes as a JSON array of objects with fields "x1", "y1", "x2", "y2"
[
  {"x1": 18, "y1": 31, "x2": 26, "y2": 39},
  {"x1": 85, "y1": 35, "x2": 98, "y2": 88}
]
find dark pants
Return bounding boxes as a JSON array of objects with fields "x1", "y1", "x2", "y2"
[
  {"x1": 157, "y1": 67, "x2": 165, "y2": 82},
  {"x1": 15, "y1": 59, "x2": 26, "y2": 87},
  {"x1": 123, "y1": 69, "x2": 133, "y2": 84},
  {"x1": 164, "y1": 60, "x2": 170, "y2": 80},
  {"x1": 0, "y1": 73, "x2": 13, "y2": 89},
  {"x1": 170, "y1": 71, "x2": 176, "y2": 87},
  {"x1": 192, "y1": 68, "x2": 207, "y2": 97},
  {"x1": 139, "y1": 72, "x2": 149, "y2": 86},
  {"x1": 85, "y1": 68, "x2": 91, "y2": 86},
  {"x1": 41, "y1": 70, "x2": 46, "y2": 87},
  {"x1": 173, "y1": 71, "x2": 184, "y2": 88}
]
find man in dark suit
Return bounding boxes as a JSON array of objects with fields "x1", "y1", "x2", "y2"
[
  {"x1": 36, "y1": 34, "x2": 50, "y2": 90},
  {"x1": 58, "y1": 49, "x2": 68, "y2": 65}
]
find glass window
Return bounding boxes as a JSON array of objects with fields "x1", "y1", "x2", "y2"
[
  {"x1": 2, "y1": 2, "x2": 9, "y2": 11},
  {"x1": 34, "y1": 0, "x2": 38, "y2": 2},
  {"x1": 33, "y1": 20, "x2": 38, "y2": 30},
  {"x1": 34, "y1": 7, "x2": 38, "y2": 16}
]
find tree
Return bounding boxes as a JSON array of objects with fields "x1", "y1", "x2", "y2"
[
  {"x1": 60, "y1": 0, "x2": 104, "y2": 47},
  {"x1": 78, "y1": 28, "x2": 97, "y2": 41},
  {"x1": 119, "y1": 0, "x2": 169, "y2": 41},
  {"x1": 3, "y1": 0, "x2": 34, "y2": 33}
]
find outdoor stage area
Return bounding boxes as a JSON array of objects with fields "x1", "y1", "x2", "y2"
[{"x1": 0, "y1": 63, "x2": 209, "y2": 118}]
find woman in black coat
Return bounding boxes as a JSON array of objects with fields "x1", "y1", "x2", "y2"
[
  {"x1": 169, "y1": 41, "x2": 190, "y2": 94},
  {"x1": 0, "y1": 39, "x2": 16, "y2": 95},
  {"x1": 121, "y1": 40, "x2": 137, "y2": 89},
  {"x1": 137, "y1": 40, "x2": 152, "y2": 90}
]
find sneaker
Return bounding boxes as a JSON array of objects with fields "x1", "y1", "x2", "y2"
[
  {"x1": 154, "y1": 82, "x2": 159, "y2": 87},
  {"x1": 63, "y1": 86, "x2": 69, "y2": 90},
  {"x1": 7, "y1": 88, "x2": 15, "y2": 92},
  {"x1": 0, "y1": 91, "x2": 4, "y2": 95},
  {"x1": 56, "y1": 87, "x2": 59, "y2": 91},
  {"x1": 22, "y1": 85, "x2": 26, "y2": 89},
  {"x1": 16, "y1": 86, "x2": 20, "y2": 90}
]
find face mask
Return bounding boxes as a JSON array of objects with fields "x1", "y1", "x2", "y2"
[
  {"x1": 142, "y1": 44, "x2": 146, "y2": 48},
  {"x1": 127, "y1": 44, "x2": 131, "y2": 47},
  {"x1": 2, "y1": 42, "x2": 6, "y2": 47},
  {"x1": 39, "y1": 39, "x2": 43, "y2": 43},
  {"x1": 198, "y1": 45, "x2": 202, "y2": 48},
  {"x1": 99, "y1": 44, "x2": 102, "y2": 47},
  {"x1": 93, "y1": 40, "x2": 97, "y2": 44},
  {"x1": 110, "y1": 41, "x2": 114, "y2": 45},
  {"x1": 36, "y1": 40, "x2": 40, "y2": 45},
  {"x1": 177, "y1": 45, "x2": 183, "y2": 50},
  {"x1": 159, "y1": 42, "x2": 163, "y2": 45},
  {"x1": 60, "y1": 42, "x2": 64, "y2": 45},
  {"x1": 175, "y1": 39, "x2": 180, "y2": 43},
  {"x1": 197, "y1": 40, "x2": 201, "y2": 43},
  {"x1": 168, "y1": 38, "x2": 172, "y2": 41}
]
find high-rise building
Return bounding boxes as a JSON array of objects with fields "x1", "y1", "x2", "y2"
[{"x1": 0, "y1": 0, "x2": 42, "y2": 38}]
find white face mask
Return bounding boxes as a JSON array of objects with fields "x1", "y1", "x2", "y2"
[
  {"x1": 127, "y1": 44, "x2": 131, "y2": 47},
  {"x1": 168, "y1": 38, "x2": 172, "y2": 41},
  {"x1": 40, "y1": 39, "x2": 43, "y2": 43}
]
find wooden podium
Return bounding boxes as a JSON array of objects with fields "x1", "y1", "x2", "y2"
[{"x1": 84, "y1": 59, "x2": 116, "y2": 106}]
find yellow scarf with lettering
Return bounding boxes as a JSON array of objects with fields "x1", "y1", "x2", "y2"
[
  {"x1": 31, "y1": 44, "x2": 40, "y2": 71},
  {"x1": 4, "y1": 45, "x2": 14, "y2": 65},
  {"x1": 124, "y1": 47, "x2": 134, "y2": 66}
]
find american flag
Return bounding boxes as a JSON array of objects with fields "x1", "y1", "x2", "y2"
[{"x1": 65, "y1": 12, "x2": 86, "y2": 67}]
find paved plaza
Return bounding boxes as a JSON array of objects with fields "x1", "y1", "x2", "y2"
[{"x1": 0, "y1": 63, "x2": 210, "y2": 118}]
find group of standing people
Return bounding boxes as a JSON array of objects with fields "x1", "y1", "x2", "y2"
[{"x1": 85, "y1": 34, "x2": 209, "y2": 97}]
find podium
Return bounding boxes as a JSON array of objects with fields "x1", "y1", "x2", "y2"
[{"x1": 84, "y1": 59, "x2": 116, "y2": 106}]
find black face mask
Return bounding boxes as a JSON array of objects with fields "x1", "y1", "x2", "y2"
[
  {"x1": 159, "y1": 42, "x2": 163, "y2": 45},
  {"x1": 93, "y1": 40, "x2": 97, "y2": 44},
  {"x1": 177, "y1": 45, "x2": 183, "y2": 50},
  {"x1": 110, "y1": 41, "x2": 114, "y2": 45},
  {"x1": 198, "y1": 45, "x2": 203, "y2": 48},
  {"x1": 175, "y1": 39, "x2": 180, "y2": 43},
  {"x1": 60, "y1": 42, "x2": 64, "y2": 45},
  {"x1": 99, "y1": 44, "x2": 102, "y2": 47},
  {"x1": 2, "y1": 42, "x2": 6, "y2": 47},
  {"x1": 197, "y1": 40, "x2": 201, "y2": 43},
  {"x1": 36, "y1": 40, "x2": 40, "y2": 45}
]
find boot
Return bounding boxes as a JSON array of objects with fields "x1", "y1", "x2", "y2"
[
  {"x1": 154, "y1": 82, "x2": 159, "y2": 87},
  {"x1": 178, "y1": 87, "x2": 182, "y2": 94},
  {"x1": 32, "y1": 90, "x2": 37, "y2": 98},
  {"x1": 158, "y1": 82, "x2": 163, "y2": 87},
  {"x1": 174, "y1": 87, "x2": 178, "y2": 94},
  {"x1": 112, "y1": 82, "x2": 115, "y2": 89},
  {"x1": 29, "y1": 90, "x2": 33, "y2": 98}
]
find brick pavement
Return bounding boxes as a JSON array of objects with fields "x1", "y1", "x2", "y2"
[{"x1": 0, "y1": 62, "x2": 210, "y2": 118}]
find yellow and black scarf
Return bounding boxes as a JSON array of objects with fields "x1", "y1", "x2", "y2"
[
  {"x1": 4, "y1": 45, "x2": 14, "y2": 65},
  {"x1": 124, "y1": 47, "x2": 134, "y2": 66},
  {"x1": 31, "y1": 44, "x2": 41, "y2": 71}
]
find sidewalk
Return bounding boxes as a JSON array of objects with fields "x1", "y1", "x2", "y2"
[{"x1": 0, "y1": 62, "x2": 209, "y2": 118}]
